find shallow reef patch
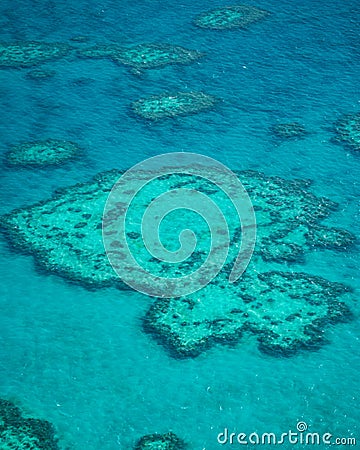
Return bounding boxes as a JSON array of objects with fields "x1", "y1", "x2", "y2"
[
  {"x1": 0, "y1": 41, "x2": 71, "y2": 68},
  {"x1": 0, "y1": 399, "x2": 60, "y2": 450},
  {"x1": 333, "y1": 112, "x2": 360, "y2": 152},
  {"x1": 132, "y1": 92, "x2": 217, "y2": 120},
  {"x1": 5, "y1": 139, "x2": 82, "y2": 168},
  {"x1": 78, "y1": 43, "x2": 203, "y2": 70},
  {"x1": 26, "y1": 69, "x2": 57, "y2": 80},
  {"x1": 0, "y1": 169, "x2": 355, "y2": 357},
  {"x1": 144, "y1": 270, "x2": 352, "y2": 358},
  {"x1": 270, "y1": 122, "x2": 308, "y2": 140},
  {"x1": 194, "y1": 5, "x2": 270, "y2": 30},
  {"x1": 134, "y1": 432, "x2": 186, "y2": 449}
]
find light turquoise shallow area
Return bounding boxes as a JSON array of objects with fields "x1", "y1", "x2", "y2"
[{"x1": 0, "y1": 0, "x2": 359, "y2": 448}]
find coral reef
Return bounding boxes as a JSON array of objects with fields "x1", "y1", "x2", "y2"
[
  {"x1": 5, "y1": 139, "x2": 81, "y2": 167},
  {"x1": 0, "y1": 42, "x2": 71, "y2": 68},
  {"x1": 78, "y1": 43, "x2": 203, "y2": 70},
  {"x1": 0, "y1": 399, "x2": 60, "y2": 450},
  {"x1": 333, "y1": 112, "x2": 360, "y2": 152},
  {"x1": 132, "y1": 92, "x2": 217, "y2": 120},
  {"x1": 194, "y1": 5, "x2": 270, "y2": 30},
  {"x1": 144, "y1": 270, "x2": 352, "y2": 357},
  {"x1": 1, "y1": 170, "x2": 122, "y2": 288},
  {"x1": 26, "y1": 69, "x2": 56, "y2": 80},
  {"x1": 134, "y1": 432, "x2": 186, "y2": 449},
  {"x1": 270, "y1": 122, "x2": 308, "y2": 140},
  {"x1": 0, "y1": 169, "x2": 355, "y2": 356},
  {"x1": 70, "y1": 35, "x2": 89, "y2": 43}
]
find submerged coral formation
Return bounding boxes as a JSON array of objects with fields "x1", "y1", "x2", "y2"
[
  {"x1": 1, "y1": 170, "x2": 122, "y2": 288},
  {"x1": 0, "y1": 169, "x2": 355, "y2": 356},
  {"x1": 0, "y1": 42, "x2": 71, "y2": 68},
  {"x1": 26, "y1": 69, "x2": 56, "y2": 80},
  {"x1": 78, "y1": 43, "x2": 203, "y2": 70},
  {"x1": 70, "y1": 35, "x2": 89, "y2": 43},
  {"x1": 0, "y1": 399, "x2": 60, "y2": 450},
  {"x1": 144, "y1": 271, "x2": 352, "y2": 357},
  {"x1": 132, "y1": 92, "x2": 217, "y2": 120},
  {"x1": 333, "y1": 112, "x2": 360, "y2": 152},
  {"x1": 134, "y1": 432, "x2": 186, "y2": 449},
  {"x1": 270, "y1": 122, "x2": 308, "y2": 140},
  {"x1": 194, "y1": 5, "x2": 270, "y2": 30},
  {"x1": 5, "y1": 139, "x2": 81, "y2": 167}
]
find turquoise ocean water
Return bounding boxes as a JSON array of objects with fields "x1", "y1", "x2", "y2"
[{"x1": 0, "y1": 0, "x2": 359, "y2": 448}]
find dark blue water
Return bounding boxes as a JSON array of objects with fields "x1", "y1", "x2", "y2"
[{"x1": 0, "y1": 0, "x2": 359, "y2": 448}]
